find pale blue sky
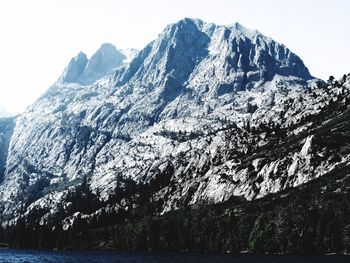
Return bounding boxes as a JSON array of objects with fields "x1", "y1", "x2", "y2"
[{"x1": 0, "y1": 0, "x2": 349, "y2": 113}]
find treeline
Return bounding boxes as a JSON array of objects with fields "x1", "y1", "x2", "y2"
[
  {"x1": 86, "y1": 164, "x2": 350, "y2": 254},
  {"x1": 4, "y1": 161, "x2": 350, "y2": 254}
]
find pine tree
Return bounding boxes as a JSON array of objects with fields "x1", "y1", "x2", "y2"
[{"x1": 328, "y1": 76, "x2": 335, "y2": 85}]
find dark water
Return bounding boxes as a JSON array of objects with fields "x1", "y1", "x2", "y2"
[{"x1": 0, "y1": 249, "x2": 349, "y2": 263}]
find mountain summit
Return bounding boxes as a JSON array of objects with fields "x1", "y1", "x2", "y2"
[{"x1": 115, "y1": 18, "x2": 312, "y2": 94}]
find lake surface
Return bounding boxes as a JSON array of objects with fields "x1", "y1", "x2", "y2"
[{"x1": 0, "y1": 249, "x2": 349, "y2": 263}]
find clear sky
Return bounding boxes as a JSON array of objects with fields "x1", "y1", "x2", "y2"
[{"x1": 0, "y1": 0, "x2": 349, "y2": 114}]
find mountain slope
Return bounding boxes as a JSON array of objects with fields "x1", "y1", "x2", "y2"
[
  {"x1": 4, "y1": 75, "x2": 350, "y2": 253},
  {"x1": 0, "y1": 117, "x2": 15, "y2": 183},
  {"x1": 2, "y1": 19, "x2": 346, "y2": 252},
  {"x1": 83, "y1": 151, "x2": 350, "y2": 254}
]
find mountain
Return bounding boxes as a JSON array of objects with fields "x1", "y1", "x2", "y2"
[
  {"x1": 57, "y1": 43, "x2": 136, "y2": 85},
  {"x1": 2, "y1": 18, "x2": 349, "y2": 253}
]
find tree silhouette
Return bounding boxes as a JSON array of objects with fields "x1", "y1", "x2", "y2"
[{"x1": 328, "y1": 76, "x2": 335, "y2": 85}]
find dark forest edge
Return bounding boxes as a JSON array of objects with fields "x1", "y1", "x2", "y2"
[{"x1": 1, "y1": 160, "x2": 350, "y2": 255}]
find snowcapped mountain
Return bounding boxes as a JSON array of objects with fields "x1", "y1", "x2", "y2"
[{"x1": 2, "y1": 18, "x2": 348, "y2": 252}]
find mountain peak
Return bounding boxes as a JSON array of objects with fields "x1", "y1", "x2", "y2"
[
  {"x1": 100, "y1": 42, "x2": 117, "y2": 49},
  {"x1": 57, "y1": 43, "x2": 127, "y2": 86},
  {"x1": 93, "y1": 43, "x2": 124, "y2": 58},
  {"x1": 76, "y1": 51, "x2": 87, "y2": 57},
  {"x1": 57, "y1": 51, "x2": 88, "y2": 85},
  {"x1": 167, "y1": 18, "x2": 259, "y2": 40},
  {"x1": 116, "y1": 18, "x2": 313, "y2": 93},
  {"x1": 175, "y1": 17, "x2": 204, "y2": 27},
  {"x1": 228, "y1": 21, "x2": 260, "y2": 39},
  {"x1": 165, "y1": 17, "x2": 210, "y2": 36},
  {"x1": 78, "y1": 43, "x2": 125, "y2": 85}
]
